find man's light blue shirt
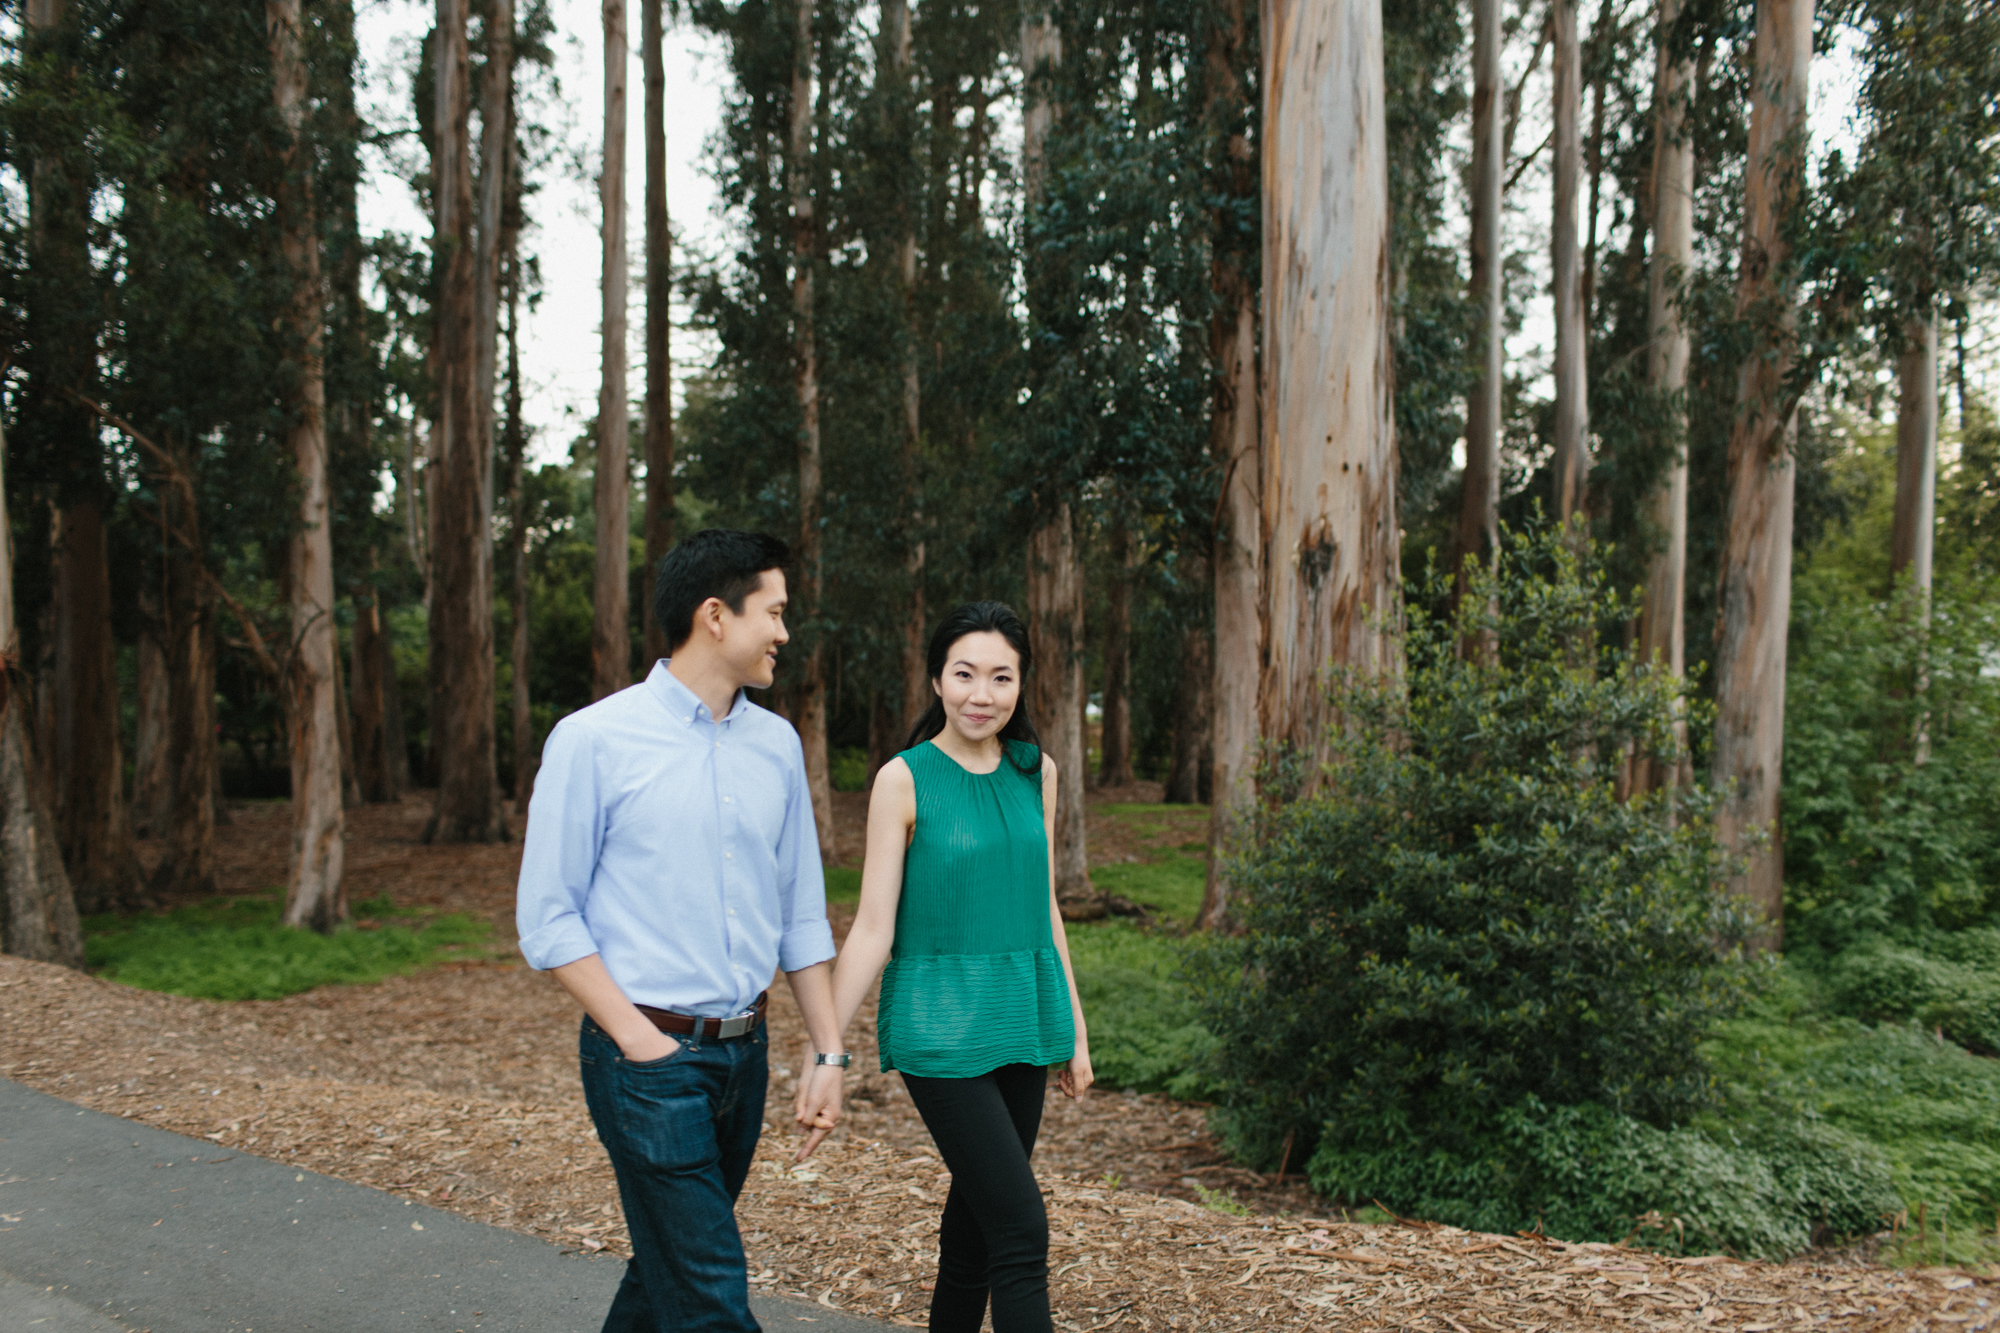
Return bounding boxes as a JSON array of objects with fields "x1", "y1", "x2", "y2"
[{"x1": 515, "y1": 660, "x2": 836, "y2": 1015}]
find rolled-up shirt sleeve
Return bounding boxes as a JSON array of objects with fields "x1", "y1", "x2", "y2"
[
  {"x1": 516, "y1": 718, "x2": 607, "y2": 971},
  {"x1": 774, "y1": 734, "x2": 836, "y2": 973}
]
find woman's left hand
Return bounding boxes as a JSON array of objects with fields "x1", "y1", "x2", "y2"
[{"x1": 1057, "y1": 1047, "x2": 1093, "y2": 1100}]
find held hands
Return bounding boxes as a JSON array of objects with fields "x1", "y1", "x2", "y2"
[
  {"x1": 1056, "y1": 1044, "x2": 1094, "y2": 1100},
  {"x1": 793, "y1": 1062, "x2": 843, "y2": 1162}
]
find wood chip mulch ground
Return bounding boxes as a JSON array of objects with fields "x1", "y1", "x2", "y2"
[{"x1": 5, "y1": 796, "x2": 1993, "y2": 1331}]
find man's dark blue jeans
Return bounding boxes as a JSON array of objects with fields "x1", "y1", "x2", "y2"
[{"x1": 578, "y1": 1015, "x2": 769, "y2": 1333}]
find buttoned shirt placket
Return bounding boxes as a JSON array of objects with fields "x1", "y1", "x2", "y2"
[{"x1": 698, "y1": 691, "x2": 750, "y2": 1016}]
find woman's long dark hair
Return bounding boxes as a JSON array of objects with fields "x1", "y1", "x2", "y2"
[{"x1": 902, "y1": 601, "x2": 1042, "y2": 773}]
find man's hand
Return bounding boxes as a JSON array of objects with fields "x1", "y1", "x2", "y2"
[
  {"x1": 618, "y1": 1027, "x2": 681, "y2": 1064},
  {"x1": 792, "y1": 1063, "x2": 843, "y2": 1162}
]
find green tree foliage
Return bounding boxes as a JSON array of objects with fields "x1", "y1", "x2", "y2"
[{"x1": 1191, "y1": 522, "x2": 1753, "y2": 1173}]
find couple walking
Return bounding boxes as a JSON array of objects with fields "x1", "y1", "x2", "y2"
[{"x1": 515, "y1": 527, "x2": 1094, "y2": 1333}]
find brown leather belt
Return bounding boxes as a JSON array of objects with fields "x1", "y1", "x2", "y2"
[{"x1": 636, "y1": 991, "x2": 768, "y2": 1041}]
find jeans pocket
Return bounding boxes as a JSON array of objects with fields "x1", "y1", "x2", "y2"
[{"x1": 621, "y1": 1040, "x2": 688, "y2": 1071}]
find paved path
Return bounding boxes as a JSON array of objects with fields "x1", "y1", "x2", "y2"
[{"x1": 0, "y1": 1079, "x2": 890, "y2": 1333}]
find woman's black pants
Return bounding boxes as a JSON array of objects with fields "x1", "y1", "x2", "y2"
[{"x1": 900, "y1": 1063, "x2": 1051, "y2": 1333}]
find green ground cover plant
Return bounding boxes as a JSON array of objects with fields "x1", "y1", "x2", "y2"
[
  {"x1": 1065, "y1": 918, "x2": 1215, "y2": 1100},
  {"x1": 1088, "y1": 854, "x2": 1206, "y2": 920},
  {"x1": 85, "y1": 892, "x2": 492, "y2": 1001}
]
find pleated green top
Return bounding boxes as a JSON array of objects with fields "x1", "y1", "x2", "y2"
[{"x1": 876, "y1": 740, "x2": 1077, "y2": 1077}]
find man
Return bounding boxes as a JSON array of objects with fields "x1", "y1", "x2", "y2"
[{"x1": 516, "y1": 528, "x2": 847, "y2": 1333}]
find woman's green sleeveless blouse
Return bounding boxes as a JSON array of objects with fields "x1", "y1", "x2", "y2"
[{"x1": 876, "y1": 740, "x2": 1076, "y2": 1077}]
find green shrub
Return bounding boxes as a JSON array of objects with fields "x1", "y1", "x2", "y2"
[
  {"x1": 1192, "y1": 524, "x2": 1755, "y2": 1181},
  {"x1": 1066, "y1": 919, "x2": 1217, "y2": 1100},
  {"x1": 85, "y1": 891, "x2": 491, "y2": 1001},
  {"x1": 831, "y1": 747, "x2": 871, "y2": 793},
  {"x1": 1783, "y1": 571, "x2": 2000, "y2": 946},
  {"x1": 1823, "y1": 936, "x2": 2000, "y2": 1053}
]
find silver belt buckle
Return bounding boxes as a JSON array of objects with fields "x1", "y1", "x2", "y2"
[{"x1": 716, "y1": 1011, "x2": 755, "y2": 1039}]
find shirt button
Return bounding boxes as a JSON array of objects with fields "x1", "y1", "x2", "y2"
[
  {"x1": 728, "y1": 909, "x2": 736, "y2": 917},
  {"x1": 725, "y1": 852, "x2": 733, "y2": 859},
  {"x1": 723, "y1": 797, "x2": 732, "y2": 804}
]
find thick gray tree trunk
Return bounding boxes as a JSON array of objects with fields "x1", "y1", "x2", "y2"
[
  {"x1": 594, "y1": 0, "x2": 631, "y2": 701},
  {"x1": 425, "y1": 0, "x2": 506, "y2": 843},
  {"x1": 885, "y1": 0, "x2": 928, "y2": 738},
  {"x1": 1633, "y1": 0, "x2": 1694, "y2": 799},
  {"x1": 1457, "y1": 0, "x2": 1504, "y2": 601},
  {"x1": 271, "y1": 0, "x2": 347, "y2": 932},
  {"x1": 0, "y1": 410, "x2": 83, "y2": 967},
  {"x1": 789, "y1": 0, "x2": 835, "y2": 858},
  {"x1": 1200, "y1": 0, "x2": 1258, "y2": 930},
  {"x1": 1257, "y1": 0, "x2": 1398, "y2": 759},
  {"x1": 1891, "y1": 310, "x2": 1937, "y2": 595},
  {"x1": 640, "y1": 0, "x2": 675, "y2": 668},
  {"x1": 1022, "y1": 5, "x2": 1094, "y2": 916},
  {"x1": 1713, "y1": 0, "x2": 1812, "y2": 947},
  {"x1": 1551, "y1": 0, "x2": 1590, "y2": 524}
]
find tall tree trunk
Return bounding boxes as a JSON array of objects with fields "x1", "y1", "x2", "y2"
[
  {"x1": 593, "y1": 0, "x2": 632, "y2": 700},
  {"x1": 475, "y1": 0, "x2": 514, "y2": 627},
  {"x1": 350, "y1": 581, "x2": 398, "y2": 802},
  {"x1": 1022, "y1": 4, "x2": 1094, "y2": 916},
  {"x1": 425, "y1": 0, "x2": 506, "y2": 843},
  {"x1": 1097, "y1": 518, "x2": 1134, "y2": 788},
  {"x1": 885, "y1": 0, "x2": 927, "y2": 736},
  {"x1": 1891, "y1": 309, "x2": 1937, "y2": 595},
  {"x1": 132, "y1": 616, "x2": 171, "y2": 836},
  {"x1": 1633, "y1": 0, "x2": 1693, "y2": 799},
  {"x1": 51, "y1": 502, "x2": 142, "y2": 911},
  {"x1": 1200, "y1": 0, "x2": 1257, "y2": 930},
  {"x1": 380, "y1": 612, "x2": 412, "y2": 795},
  {"x1": 1166, "y1": 617, "x2": 1213, "y2": 805},
  {"x1": 270, "y1": 0, "x2": 346, "y2": 932},
  {"x1": 0, "y1": 406, "x2": 84, "y2": 966},
  {"x1": 789, "y1": 0, "x2": 835, "y2": 859},
  {"x1": 1713, "y1": 0, "x2": 1812, "y2": 947},
  {"x1": 1551, "y1": 0, "x2": 1590, "y2": 524},
  {"x1": 640, "y1": 0, "x2": 675, "y2": 668},
  {"x1": 333, "y1": 641, "x2": 362, "y2": 810},
  {"x1": 153, "y1": 439, "x2": 219, "y2": 898},
  {"x1": 1257, "y1": 0, "x2": 1398, "y2": 762},
  {"x1": 1457, "y1": 0, "x2": 1504, "y2": 609},
  {"x1": 507, "y1": 234, "x2": 538, "y2": 811}
]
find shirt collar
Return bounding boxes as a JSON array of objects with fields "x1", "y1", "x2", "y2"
[{"x1": 648, "y1": 659, "x2": 747, "y2": 726}]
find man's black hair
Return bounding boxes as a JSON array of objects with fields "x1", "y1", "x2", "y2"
[{"x1": 653, "y1": 529, "x2": 791, "y2": 653}]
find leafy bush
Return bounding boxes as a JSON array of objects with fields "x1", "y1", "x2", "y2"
[
  {"x1": 1822, "y1": 933, "x2": 2000, "y2": 1053},
  {"x1": 1066, "y1": 920, "x2": 1217, "y2": 1100},
  {"x1": 1192, "y1": 524, "x2": 1755, "y2": 1182},
  {"x1": 1783, "y1": 571, "x2": 2000, "y2": 946},
  {"x1": 831, "y1": 747, "x2": 871, "y2": 793},
  {"x1": 1306, "y1": 1096, "x2": 1897, "y2": 1259},
  {"x1": 85, "y1": 891, "x2": 491, "y2": 1001}
]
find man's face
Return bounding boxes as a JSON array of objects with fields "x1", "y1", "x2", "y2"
[{"x1": 716, "y1": 569, "x2": 789, "y2": 690}]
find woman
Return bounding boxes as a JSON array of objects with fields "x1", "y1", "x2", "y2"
[{"x1": 817, "y1": 600, "x2": 1091, "y2": 1333}]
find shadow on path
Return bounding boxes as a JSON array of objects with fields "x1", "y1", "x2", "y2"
[{"x1": 0, "y1": 1078, "x2": 889, "y2": 1332}]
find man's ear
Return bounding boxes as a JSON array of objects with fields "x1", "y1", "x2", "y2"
[{"x1": 698, "y1": 596, "x2": 727, "y2": 640}]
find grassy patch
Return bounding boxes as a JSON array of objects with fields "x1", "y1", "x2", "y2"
[
  {"x1": 824, "y1": 865, "x2": 863, "y2": 905},
  {"x1": 84, "y1": 890, "x2": 493, "y2": 1001},
  {"x1": 1706, "y1": 972, "x2": 2000, "y2": 1267},
  {"x1": 1090, "y1": 854, "x2": 1207, "y2": 921},
  {"x1": 1065, "y1": 919, "x2": 1215, "y2": 1099}
]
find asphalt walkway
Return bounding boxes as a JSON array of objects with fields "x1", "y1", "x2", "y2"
[{"x1": 0, "y1": 1078, "x2": 889, "y2": 1333}]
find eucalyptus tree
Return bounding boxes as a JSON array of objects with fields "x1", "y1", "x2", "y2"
[
  {"x1": 1552, "y1": 0, "x2": 1590, "y2": 523},
  {"x1": 594, "y1": 0, "x2": 630, "y2": 701},
  {"x1": 641, "y1": 0, "x2": 675, "y2": 665}
]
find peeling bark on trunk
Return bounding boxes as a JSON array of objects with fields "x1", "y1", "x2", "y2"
[
  {"x1": 1023, "y1": 6, "x2": 1094, "y2": 916},
  {"x1": 51, "y1": 501, "x2": 143, "y2": 912},
  {"x1": 789, "y1": 0, "x2": 835, "y2": 860},
  {"x1": 885, "y1": 0, "x2": 927, "y2": 736},
  {"x1": 426, "y1": 0, "x2": 505, "y2": 843},
  {"x1": 1097, "y1": 519, "x2": 1134, "y2": 788},
  {"x1": 1891, "y1": 310, "x2": 1937, "y2": 596},
  {"x1": 1633, "y1": 0, "x2": 1693, "y2": 800},
  {"x1": 271, "y1": 0, "x2": 347, "y2": 932},
  {"x1": 506, "y1": 248, "x2": 537, "y2": 813},
  {"x1": 1551, "y1": 0, "x2": 1590, "y2": 524},
  {"x1": 132, "y1": 618, "x2": 170, "y2": 837},
  {"x1": 1201, "y1": 0, "x2": 1258, "y2": 931},
  {"x1": 1166, "y1": 618, "x2": 1214, "y2": 805},
  {"x1": 640, "y1": 0, "x2": 674, "y2": 669},
  {"x1": 350, "y1": 582, "x2": 399, "y2": 802},
  {"x1": 593, "y1": 0, "x2": 631, "y2": 701},
  {"x1": 1457, "y1": 0, "x2": 1504, "y2": 608},
  {"x1": 1713, "y1": 0, "x2": 1812, "y2": 947},
  {"x1": 1257, "y1": 0, "x2": 1398, "y2": 763},
  {"x1": 0, "y1": 408, "x2": 83, "y2": 967}
]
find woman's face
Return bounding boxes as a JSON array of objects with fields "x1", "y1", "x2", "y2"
[{"x1": 934, "y1": 631, "x2": 1022, "y2": 745}]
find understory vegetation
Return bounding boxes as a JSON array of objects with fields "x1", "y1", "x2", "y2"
[{"x1": 84, "y1": 892, "x2": 491, "y2": 1002}]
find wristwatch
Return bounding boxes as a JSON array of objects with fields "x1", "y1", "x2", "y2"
[{"x1": 814, "y1": 1051, "x2": 854, "y2": 1068}]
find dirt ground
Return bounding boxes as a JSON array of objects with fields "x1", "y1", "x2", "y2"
[{"x1": 3, "y1": 794, "x2": 1991, "y2": 1331}]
